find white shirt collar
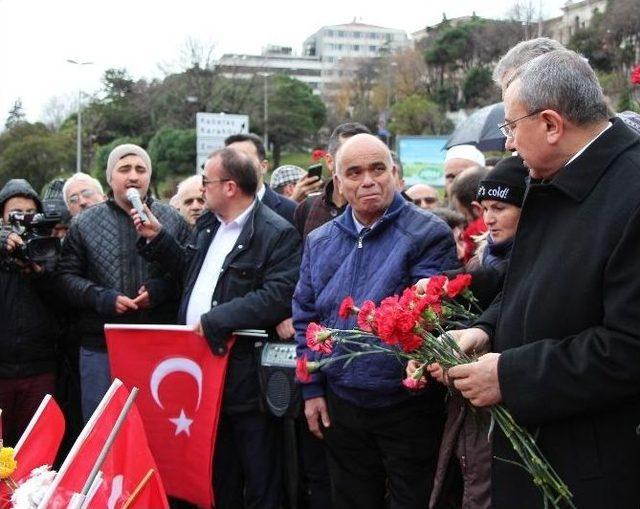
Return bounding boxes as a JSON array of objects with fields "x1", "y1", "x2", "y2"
[
  {"x1": 215, "y1": 199, "x2": 255, "y2": 228},
  {"x1": 257, "y1": 184, "x2": 266, "y2": 202},
  {"x1": 565, "y1": 121, "x2": 612, "y2": 167},
  {"x1": 351, "y1": 210, "x2": 382, "y2": 233}
]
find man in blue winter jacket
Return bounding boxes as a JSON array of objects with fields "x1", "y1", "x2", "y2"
[{"x1": 293, "y1": 133, "x2": 459, "y2": 509}]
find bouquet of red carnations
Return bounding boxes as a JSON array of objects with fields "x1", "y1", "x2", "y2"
[{"x1": 298, "y1": 274, "x2": 575, "y2": 509}]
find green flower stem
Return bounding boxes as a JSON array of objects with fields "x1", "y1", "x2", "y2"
[{"x1": 317, "y1": 326, "x2": 575, "y2": 509}]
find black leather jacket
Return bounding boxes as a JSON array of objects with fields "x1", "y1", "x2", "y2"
[
  {"x1": 55, "y1": 198, "x2": 190, "y2": 348},
  {"x1": 139, "y1": 200, "x2": 301, "y2": 413}
]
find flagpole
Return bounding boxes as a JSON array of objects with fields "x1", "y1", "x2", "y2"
[
  {"x1": 121, "y1": 468, "x2": 155, "y2": 509},
  {"x1": 14, "y1": 395, "x2": 52, "y2": 453},
  {"x1": 80, "y1": 387, "x2": 139, "y2": 497}
]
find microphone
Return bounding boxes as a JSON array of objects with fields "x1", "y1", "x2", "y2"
[{"x1": 126, "y1": 188, "x2": 149, "y2": 223}]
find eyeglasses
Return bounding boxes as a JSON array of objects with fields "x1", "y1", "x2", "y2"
[
  {"x1": 201, "y1": 176, "x2": 233, "y2": 187},
  {"x1": 67, "y1": 188, "x2": 97, "y2": 205},
  {"x1": 497, "y1": 110, "x2": 543, "y2": 139}
]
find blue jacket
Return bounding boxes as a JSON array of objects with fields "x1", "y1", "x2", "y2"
[{"x1": 293, "y1": 192, "x2": 459, "y2": 408}]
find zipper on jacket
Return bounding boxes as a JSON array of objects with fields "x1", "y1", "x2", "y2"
[{"x1": 357, "y1": 227, "x2": 370, "y2": 249}]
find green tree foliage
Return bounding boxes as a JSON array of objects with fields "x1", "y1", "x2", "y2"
[
  {"x1": 263, "y1": 76, "x2": 326, "y2": 167},
  {"x1": 389, "y1": 95, "x2": 453, "y2": 135},
  {"x1": 462, "y1": 66, "x2": 498, "y2": 107},
  {"x1": 422, "y1": 18, "x2": 522, "y2": 109},
  {"x1": 83, "y1": 69, "x2": 153, "y2": 145},
  {"x1": 147, "y1": 128, "x2": 197, "y2": 181},
  {"x1": 0, "y1": 122, "x2": 75, "y2": 191},
  {"x1": 567, "y1": 10, "x2": 615, "y2": 72}
]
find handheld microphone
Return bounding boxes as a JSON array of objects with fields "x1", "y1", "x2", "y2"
[{"x1": 126, "y1": 188, "x2": 149, "y2": 223}]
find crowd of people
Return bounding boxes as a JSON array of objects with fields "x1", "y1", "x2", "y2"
[{"x1": 1, "y1": 37, "x2": 640, "y2": 509}]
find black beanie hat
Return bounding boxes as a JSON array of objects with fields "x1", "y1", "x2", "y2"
[{"x1": 476, "y1": 156, "x2": 529, "y2": 207}]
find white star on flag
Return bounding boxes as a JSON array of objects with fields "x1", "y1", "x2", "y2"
[{"x1": 169, "y1": 408, "x2": 194, "y2": 436}]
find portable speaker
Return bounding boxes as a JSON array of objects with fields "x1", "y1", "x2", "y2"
[{"x1": 260, "y1": 342, "x2": 301, "y2": 418}]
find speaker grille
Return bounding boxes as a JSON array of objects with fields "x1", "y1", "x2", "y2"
[{"x1": 265, "y1": 371, "x2": 292, "y2": 417}]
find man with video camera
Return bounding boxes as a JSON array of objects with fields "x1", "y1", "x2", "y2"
[{"x1": 0, "y1": 178, "x2": 61, "y2": 446}]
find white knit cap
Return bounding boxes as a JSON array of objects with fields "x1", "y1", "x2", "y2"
[
  {"x1": 444, "y1": 144, "x2": 486, "y2": 167},
  {"x1": 106, "y1": 144, "x2": 152, "y2": 183}
]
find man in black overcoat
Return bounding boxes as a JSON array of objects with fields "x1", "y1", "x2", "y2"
[{"x1": 446, "y1": 49, "x2": 640, "y2": 508}]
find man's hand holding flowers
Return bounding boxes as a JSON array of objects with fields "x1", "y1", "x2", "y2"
[{"x1": 448, "y1": 352, "x2": 502, "y2": 407}]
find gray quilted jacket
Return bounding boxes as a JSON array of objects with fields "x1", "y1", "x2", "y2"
[{"x1": 55, "y1": 197, "x2": 190, "y2": 348}]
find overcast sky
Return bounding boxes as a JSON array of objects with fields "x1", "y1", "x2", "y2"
[{"x1": 0, "y1": 0, "x2": 567, "y2": 127}]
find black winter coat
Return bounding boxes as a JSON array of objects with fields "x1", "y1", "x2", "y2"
[
  {"x1": 0, "y1": 269, "x2": 59, "y2": 378},
  {"x1": 476, "y1": 119, "x2": 640, "y2": 508},
  {"x1": 55, "y1": 198, "x2": 190, "y2": 348},
  {"x1": 139, "y1": 200, "x2": 301, "y2": 414}
]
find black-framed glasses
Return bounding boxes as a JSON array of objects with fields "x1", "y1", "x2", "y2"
[
  {"x1": 202, "y1": 176, "x2": 233, "y2": 186},
  {"x1": 497, "y1": 110, "x2": 543, "y2": 139}
]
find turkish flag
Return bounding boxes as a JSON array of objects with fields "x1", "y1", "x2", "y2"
[
  {"x1": 0, "y1": 395, "x2": 65, "y2": 508},
  {"x1": 37, "y1": 379, "x2": 131, "y2": 508},
  {"x1": 105, "y1": 324, "x2": 234, "y2": 509},
  {"x1": 84, "y1": 393, "x2": 169, "y2": 509},
  {"x1": 14, "y1": 394, "x2": 65, "y2": 473}
]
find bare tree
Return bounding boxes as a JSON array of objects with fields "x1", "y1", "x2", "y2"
[
  {"x1": 506, "y1": 0, "x2": 540, "y2": 39},
  {"x1": 158, "y1": 37, "x2": 217, "y2": 74},
  {"x1": 41, "y1": 94, "x2": 76, "y2": 130}
]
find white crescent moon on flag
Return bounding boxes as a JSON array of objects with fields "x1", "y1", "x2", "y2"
[{"x1": 150, "y1": 357, "x2": 203, "y2": 410}]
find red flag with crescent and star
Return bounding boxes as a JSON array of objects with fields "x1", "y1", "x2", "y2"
[
  {"x1": 105, "y1": 324, "x2": 234, "y2": 509},
  {"x1": 38, "y1": 378, "x2": 151, "y2": 509}
]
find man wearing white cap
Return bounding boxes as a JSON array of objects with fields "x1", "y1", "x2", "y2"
[
  {"x1": 56, "y1": 144, "x2": 190, "y2": 420},
  {"x1": 443, "y1": 144, "x2": 486, "y2": 202}
]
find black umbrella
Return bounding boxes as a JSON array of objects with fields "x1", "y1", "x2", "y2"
[{"x1": 446, "y1": 102, "x2": 507, "y2": 152}]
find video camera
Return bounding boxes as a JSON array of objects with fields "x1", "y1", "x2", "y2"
[{"x1": 6, "y1": 211, "x2": 61, "y2": 266}]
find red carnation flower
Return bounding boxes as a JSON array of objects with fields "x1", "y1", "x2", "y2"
[
  {"x1": 402, "y1": 375, "x2": 427, "y2": 391},
  {"x1": 375, "y1": 296, "x2": 401, "y2": 344},
  {"x1": 426, "y1": 275, "x2": 447, "y2": 299},
  {"x1": 311, "y1": 149, "x2": 327, "y2": 161},
  {"x1": 357, "y1": 300, "x2": 377, "y2": 332},
  {"x1": 339, "y1": 296, "x2": 357, "y2": 319},
  {"x1": 446, "y1": 273, "x2": 472, "y2": 298},
  {"x1": 296, "y1": 356, "x2": 312, "y2": 383},
  {"x1": 306, "y1": 322, "x2": 334, "y2": 354},
  {"x1": 399, "y1": 333, "x2": 423, "y2": 353},
  {"x1": 631, "y1": 64, "x2": 640, "y2": 86}
]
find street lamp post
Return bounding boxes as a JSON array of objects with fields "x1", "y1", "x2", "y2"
[
  {"x1": 258, "y1": 72, "x2": 271, "y2": 150},
  {"x1": 67, "y1": 59, "x2": 93, "y2": 173}
]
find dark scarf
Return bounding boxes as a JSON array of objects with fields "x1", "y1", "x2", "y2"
[{"x1": 482, "y1": 235, "x2": 514, "y2": 271}]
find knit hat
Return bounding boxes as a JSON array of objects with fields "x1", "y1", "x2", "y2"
[
  {"x1": 0, "y1": 179, "x2": 43, "y2": 214},
  {"x1": 444, "y1": 144, "x2": 486, "y2": 167},
  {"x1": 476, "y1": 156, "x2": 529, "y2": 207},
  {"x1": 270, "y1": 165, "x2": 305, "y2": 190},
  {"x1": 106, "y1": 144, "x2": 152, "y2": 183}
]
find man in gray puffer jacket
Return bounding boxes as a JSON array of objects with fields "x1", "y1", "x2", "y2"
[{"x1": 55, "y1": 144, "x2": 190, "y2": 420}]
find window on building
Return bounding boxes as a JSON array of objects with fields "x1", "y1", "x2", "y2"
[
  {"x1": 369, "y1": 45, "x2": 376, "y2": 52},
  {"x1": 354, "y1": 31, "x2": 361, "y2": 38},
  {"x1": 353, "y1": 45, "x2": 360, "y2": 51},
  {"x1": 327, "y1": 30, "x2": 334, "y2": 36},
  {"x1": 338, "y1": 30, "x2": 345, "y2": 37}
]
